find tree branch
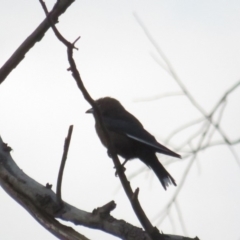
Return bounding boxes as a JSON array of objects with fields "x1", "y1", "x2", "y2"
[
  {"x1": 133, "y1": 12, "x2": 240, "y2": 147},
  {"x1": 56, "y1": 125, "x2": 73, "y2": 204},
  {"x1": 0, "y1": 0, "x2": 75, "y2": 84},
  {"x1": 0, "y1": 136, "x2": 198, "y2": 240},
  {"x1": 38, "y1": 2, "x2": 170, "y2": 239}
]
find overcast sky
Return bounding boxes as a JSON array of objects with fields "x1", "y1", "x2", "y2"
[{"x1": 0, "y1": 1, "x2": 240, "y2": 240}]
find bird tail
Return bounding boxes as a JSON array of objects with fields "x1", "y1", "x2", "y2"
[{"x1": 148, "y1": 155, "x2": 176, "y2": 190}]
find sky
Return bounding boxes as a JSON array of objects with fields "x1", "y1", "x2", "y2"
[{"x1": 0, "y1": 0, "x2": 240, "y2": 239}]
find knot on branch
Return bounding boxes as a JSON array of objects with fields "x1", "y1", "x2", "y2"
[{"x1": 92, "y1": 200, "x2": 116, "y2": 218}]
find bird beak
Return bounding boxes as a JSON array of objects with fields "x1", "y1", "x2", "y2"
[{"x1": 86, "y1": 107, "x2": 94, "y2": 114}]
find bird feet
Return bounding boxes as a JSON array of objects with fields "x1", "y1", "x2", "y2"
[{"x1": 114, "y1": 159, "x2": 128, "y2": 176}]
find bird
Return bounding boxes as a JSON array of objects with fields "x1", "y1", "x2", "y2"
[{"x1": 86, "y1": 97, "x2": 181, "y2": 190}]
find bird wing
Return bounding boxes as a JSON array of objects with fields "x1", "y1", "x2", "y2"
[{"x1": 102, "y1": 117, "x2": 181, "y2": 158}]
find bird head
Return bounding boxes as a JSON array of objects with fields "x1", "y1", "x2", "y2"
[{"x1": 86, "y1": 97, "x2": 124, "y2": 115}]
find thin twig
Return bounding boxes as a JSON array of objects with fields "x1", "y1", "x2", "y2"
[
  {"x1": 209, "y1": 80, "x2": 240, "y2": 118},
  {"x1": 204, "y1": 100, "x2": 227, "y2": 148},
  {"x1": 134, "y1": 12, "x2": 240, "y2": 230},
  {"x1": 133, "y1": 12, "x2": 239, "y2": 148},
  {"x1": 168, "y1": 212, "x2": 176, "y2": 234},
  {"x1": 134, "y1": 92, "x2": 184, "y2": 102},
  {"x1": 157, "y1": 123, "x2": 211, "y2": 225},
  {"x1": 165, "y1": 118, "x2": 205, "y2": 144},
  {"x1": 188, "y1": 141, "x2": 202, "y2": 175},
  {"x1": 175, "y1": 200, "x2": 188, "y2": 236},
  {"x1": 197, "y1": 139, "x2": 240, "y2": 152},
  {"x1": 176, "y1": 122, "x2": 209, "y2": 151},
  {"x1": 56, "y1": 125, "x2": 73, "y2": 204}
]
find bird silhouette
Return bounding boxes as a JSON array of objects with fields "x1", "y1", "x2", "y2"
[{"x1": 86, "y1": 97, "x2": 181, "y2": 190}]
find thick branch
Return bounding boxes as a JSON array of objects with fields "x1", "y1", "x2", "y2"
[
  {"x1": 0, "y1": 0, "x2": 75, "y2": 84},
  {"x1": 0, "y1": 136, "x2": 198, "y2": 240}
]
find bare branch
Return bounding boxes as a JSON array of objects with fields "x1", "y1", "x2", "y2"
[
  {"x1": 176, "y1": 122, "x2": 210, "y2": 152},
  {"x1": 202, "y1": 99, "x2": 227, "y2": 152},
  {"x1": 175, "y1": 200, "x2": 188, "y2": 236},
  {"x1": 165, "y1": 118, "x2": 205, "y2": 144},
  {"x1": 39, "y1": 2, "x2": 166, "y2": 239},
  {"x1": 0, "y1": 0, "x2": 75, "y2": 84},
  {"x1": 157, "y1": 123, "x2": 211, "y2": 225},
  {"x1": 56, "y1": 125, "x2": 73, "y2": 204},
  {"x1": 209, "y1": 80, "x2": 240, "y2": 118},
  {"x1": 133, "y1": 12, "x2": 240, "y2": 149},
  {"x1": 133, "y1": 14, "x2": 240, "y2": 228},
  {"x1": 0, "y1": 136, "x2": 199, "y2": 240},
  {"x1": 134, "y1": 92, "x2": 184, "y2": 102}
]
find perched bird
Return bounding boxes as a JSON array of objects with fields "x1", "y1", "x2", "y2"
[{"x1": 86, "y1": 97, "x2": 181, "y2": 190}]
